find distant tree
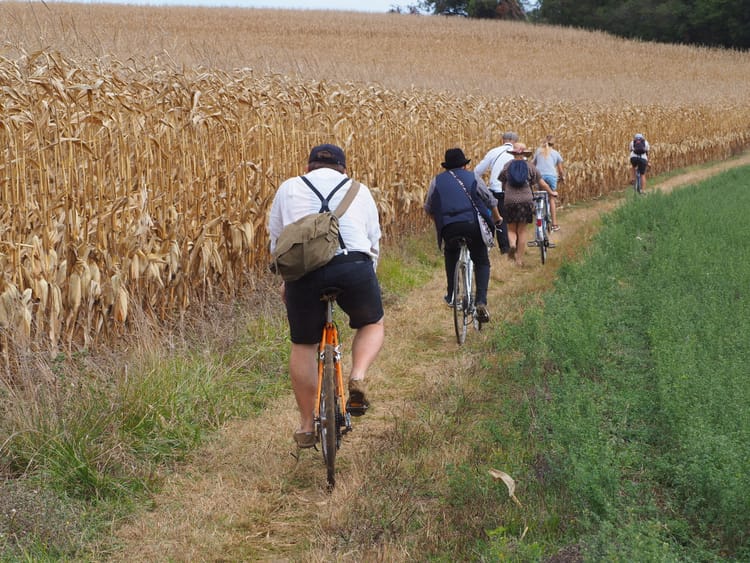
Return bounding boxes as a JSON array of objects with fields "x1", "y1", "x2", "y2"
[
  {"x1": 419, "y1": 0, "x2": 528, "y2": 19},
  {"x1": 493, "y1": 0, "x2": 527, "y2": 19},
  {"x1": 419, "y1": 0, "x2": 468, "y2": 16},
  {"x1": 417, "y1": 0, "x2": 748, "y2": 48},
  {"x1": 533, "y1": 0, "x2": 749, "y2": 50},
  {"x1": 389, "y1": 3, "x2": 425, "y2": 13},
  {"x1": 688, "y1": 0, "x2": 750, "y2": 49}
]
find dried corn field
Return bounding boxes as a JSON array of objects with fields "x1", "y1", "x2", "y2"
[{"x1": 1, "y1": 2, "x2": 750, "y2": 363}]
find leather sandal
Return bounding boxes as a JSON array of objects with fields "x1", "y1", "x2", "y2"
[{"x1": 293, "y1": 430, "x2": 316, "y2": 449}]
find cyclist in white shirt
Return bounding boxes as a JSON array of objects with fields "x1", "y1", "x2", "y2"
[{"x1": 268, "y1": 144, "x2": 383, "y2": 448}]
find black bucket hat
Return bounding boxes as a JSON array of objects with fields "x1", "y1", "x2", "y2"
[{"x1": 441, "y1": 148, "x2": 471, "y2": 169}]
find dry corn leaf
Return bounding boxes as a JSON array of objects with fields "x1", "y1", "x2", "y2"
[{"x1": 489, "y1": 468, "x2": 523, "y2": 507}]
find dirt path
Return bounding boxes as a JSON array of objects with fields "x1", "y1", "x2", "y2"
[{"x1": 110, "y1": 154, "x2": 750, "y2": 561}]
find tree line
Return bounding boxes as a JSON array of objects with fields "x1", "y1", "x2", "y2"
[{"x1": 411, "y1": 0, "x2": 749, "y2": 50}]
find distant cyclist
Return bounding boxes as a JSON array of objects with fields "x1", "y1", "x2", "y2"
[
  {"x1": 629, "y1": 133, "x2": 651, "y2": 192},
  {"x1": 531, "y1": 135, "x2": 564, "y2": 231}
]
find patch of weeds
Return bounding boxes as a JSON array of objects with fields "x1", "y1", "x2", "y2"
[
  {"x1": 0, "y1": 478, "x2": 85, "y2": 560},
  {"x1": 483, "y1": 526, "x2": 545, "y2": 562},
  {"x1": 218, "y1": 314, "x2": 291, "y2": 416},
  {"x1": 378, "y1": 234, "x2": 439, "y2": 304},
  {"x1": 441, "y1": 464, "x2": 508, "y2": 550},
  {"x1": 335, "y1": 465, "x2": 423, "y2": 549}
]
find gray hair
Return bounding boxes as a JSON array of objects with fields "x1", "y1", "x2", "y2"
[{"x1": 502, "y1": 131, "x2": 519, "y2": 142}]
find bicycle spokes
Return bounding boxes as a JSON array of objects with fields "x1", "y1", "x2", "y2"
[
  {"x1": 315, "y1": 300, "x2": 353, "y2": 489},
  {"x1": 453, "y1": 242, "x2": 480, "y2": 345},
  {"x1": 529, "y1": 191, "x2": 555, "y2": 264}
]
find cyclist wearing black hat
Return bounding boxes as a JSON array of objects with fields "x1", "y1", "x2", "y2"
[{"x1": 424, "y1": 147, "x2": 503, "y2": 323}]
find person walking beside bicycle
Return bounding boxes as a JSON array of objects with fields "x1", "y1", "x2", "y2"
[
  {"x1": 629, "y1": 133, "x2": 651, "y2": 192},
  {"x1": 424, "y1": 147, "x2": 503, "y2": 324},
  {"x1": 498, "y1": 142, "x2": 554, "y2": 267},
  {"x1": 474, "y1": 131, "x2": 518, "y2": 254},
  {"x1": 532, "y1": 134, "x2": 564, "y2": 231},
  {"x1": 268, "y1": 143, "x2": 384, "y2": 449}
]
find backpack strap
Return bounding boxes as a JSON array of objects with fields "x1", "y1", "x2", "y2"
[
  {"x1": 300, "y1": 175, "x2": 349, "y2": 212},
  {"x1": 449, "y1": 171, "x2": 481, "y2": 215},
  {"x1": 489, "y1": 146, "x2": 510, "y2": 186},
  {"x1": 299, "y1": 176, "x2": 361, "y2": 252},
  {"x1": 332, "y1": 180, "x2": 359, "y2": 218}
]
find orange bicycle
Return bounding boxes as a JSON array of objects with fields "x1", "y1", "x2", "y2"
[{"x1": 316, "y1": 288, "x2": 354, "y2": 488}]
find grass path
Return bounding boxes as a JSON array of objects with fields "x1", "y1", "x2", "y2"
[{"x1": 110, "y1": 153, "x2": 750, "y2": 561}]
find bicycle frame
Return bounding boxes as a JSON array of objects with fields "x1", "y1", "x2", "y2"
[
  {"x1": 315, "y1": 302, "x2": 348, "y2": 428},
  {"x1": 634, "y1": 166, "x2": 642, "y2": 194},
  {"x1": 528, "y1": 191, "x2": 554, "y2": 264},
  {"x1": 453, "y1": 239, "x2": 481, "y2": 345},
  {"x1": 315, "y1": 293, "x2": 351, "y2": 488}
]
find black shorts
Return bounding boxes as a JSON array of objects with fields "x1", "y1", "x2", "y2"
[
  {"x1": 284, "y1": 252, "x2": 384, "y2": 344},
  {"x1": 630, "y1": 156, "x2": 647, "y2": 174}
]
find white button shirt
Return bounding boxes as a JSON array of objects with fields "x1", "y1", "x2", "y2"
[
  {"x1": 474, "y1": 143, "x2": 515, "y2": 193},
  {"x1": 268, "y1": 167, "x2": 381, "y2": 268}
]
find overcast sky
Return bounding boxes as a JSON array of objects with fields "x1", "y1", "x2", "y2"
[{"x1": 64, "y1": 0, "x2": 399, "y2": 11}]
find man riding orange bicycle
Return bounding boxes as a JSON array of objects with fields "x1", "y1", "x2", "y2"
[{"x1": 267, "y1": 143, "x2": 384, "y2": 449}]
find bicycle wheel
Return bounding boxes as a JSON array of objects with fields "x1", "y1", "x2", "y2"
[
  {"x1": 319, "y1": 343, "x2": 338, "y2": 488},
  {"x1": 542, "y1": 201, "x2": 550, "y2": 264},
  {"x1": 464, "y1": 260, "x2": 482, "y2": 330},
  {"x1": 453, "y1": 258, "x2": 468, "y2": 345},
  {"x1": 635, "y1": 170, "x2": 642, "y2": 194},
  {"x1": 540, "y1": 236, "x2": 547, "y2": 264}
]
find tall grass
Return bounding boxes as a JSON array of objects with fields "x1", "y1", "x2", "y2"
[
  {"x1": 495, "y1": 167, "x2": 750, "y2": 559},
  {"x1": 0, "y1": 300, "x2": 290, "y2": 559},
  {"x1": 0, "y1": 248, "x2": 433, "y2": 559}
]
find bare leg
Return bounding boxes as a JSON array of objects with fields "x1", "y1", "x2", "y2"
[
  {"x1": 289, "y1": 343, "x2": 318, "y2": 433},
  {"x1": 349, "y1": 319, "x2": 385, "y2": 382},
  {"x1": 507, "y1": 223, "x2": 518, "y2": 250},
  {"x1": 550, "y1": 196, "x2": 558, "y2": 227},
  {"x1": 515, "y1": 223, "x2": 529, "y2": 265}
]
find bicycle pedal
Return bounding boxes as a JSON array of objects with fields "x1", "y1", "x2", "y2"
[
  {"x1": 547, "y1": 242, "x2": 556, "y2": 248},
  {"x1": 346, "y1": 402, "x2": 369, "y2": 417},
  {"x1": 527, "y1": 241, "x2": 538, "y2": 247}
]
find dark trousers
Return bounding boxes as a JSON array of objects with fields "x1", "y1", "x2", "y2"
[
  {"x1": 441, "y1": 222, "x2": 491, "y2": 306},
  {"x1": 493, "y1": 191, "x2": 510, "y2": 253}
]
